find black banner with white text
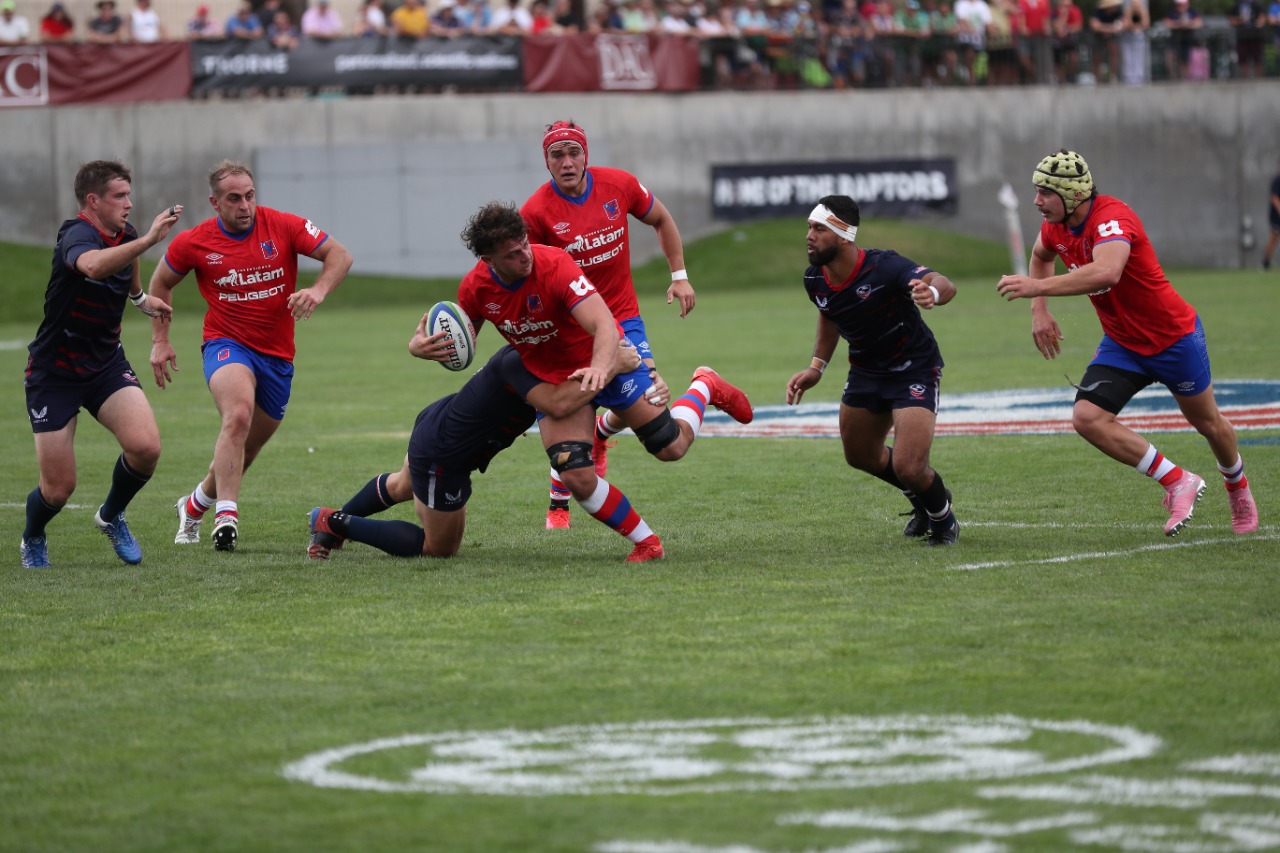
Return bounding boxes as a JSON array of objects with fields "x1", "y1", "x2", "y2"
[
  {"x1": 711, "y1": 159, "x2": 958, "y2": 221},
  {"x1": 189, "y1": 36, "x2": 522, "y2": 95}
]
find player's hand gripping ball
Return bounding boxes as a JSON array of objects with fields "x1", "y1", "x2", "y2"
[{"x1": 428, "y1": 301, "x2": 477, "y2": 371}]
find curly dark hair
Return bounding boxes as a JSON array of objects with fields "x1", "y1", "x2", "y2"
[
  {"x1": 73, "y1": 160, "x2": 132, "y2": 206},
  {"x1": 461, "y1": 201, "x2": 527, "y2": 258}
]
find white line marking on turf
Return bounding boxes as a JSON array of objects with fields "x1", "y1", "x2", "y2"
[
  {"x1": 0, "y1": 339, "x2": 26, "y2": 350},
  {"x1": 1185, "y1": 754, "x2": 1280, "y2": 777},
  {"x1": 978, "y1": 774, "x2": 1280, "y2": 808},
  {"x1": 780, "y1": 808, "x2": 1098, "y2": 837},
  {"x1": 282, "y1": 715, "x2": 1159, "y2": 796},
  {"x1": 0, "y1": 503, "x2": 90, "y2": 511},
  {"x1": 950, "y1": 534, "x2": 1280, "y2": 572},
  {"x1": 596, "y1": 841, "x2": 906, "y2": 853}
]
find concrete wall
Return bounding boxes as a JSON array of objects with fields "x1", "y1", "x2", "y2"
[{"x1": 3, "y1": 83, "x2": 1278, "y2": 274}]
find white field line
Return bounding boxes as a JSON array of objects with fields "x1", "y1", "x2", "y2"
[{"x1": 951, "y1": 533, "x2": 1280, "y2": 572}]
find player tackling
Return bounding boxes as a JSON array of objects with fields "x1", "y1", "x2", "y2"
[{"x1": 997, "y1": 149, "x2": 1257, "y2": 536}]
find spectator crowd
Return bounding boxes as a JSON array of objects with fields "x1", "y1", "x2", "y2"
[{"x1": 1, "y1": 0, "x2": 1276, "y2": 87}]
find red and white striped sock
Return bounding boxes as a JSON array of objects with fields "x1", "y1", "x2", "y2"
[
  {"x1": 1218, "y1": 455, "x2": 1249, "y2": 492},
  {"x1": 184, "y1": 484, "x2": 213, "y2": 520},
  {"x1": 1137, "y1": 444, "x2": 1182, "y2": 488},
  {"x1": 576, "y1": 477, "x2": 653, "y2": 543},
  {"x1": 670, "y1": 376, "x2": 711, "y2": 438}
]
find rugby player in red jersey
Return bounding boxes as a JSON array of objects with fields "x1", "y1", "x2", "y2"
[
  {"x1": 520, "y1": 119, "x2": 712, "y2": 529},
  {"x1": 147, "y1": 160, "x2": 353, "y2": 552},
  {"x1": 410, "y1": 201, "x2": 750, "y2": 562},
  {"x1": 997, "y1": 149, "x2": 1257, "y2": 536}
]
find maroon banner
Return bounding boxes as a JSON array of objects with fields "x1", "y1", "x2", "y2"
[
  {"x1": 522, "y1": 33, "x2": 699, "y2": 93},
  {"x1": 0, "y1": 43, "x2": 190, "y2": 108}
]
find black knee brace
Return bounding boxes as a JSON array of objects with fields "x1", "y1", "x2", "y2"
[
  {"x1": 547, "y1": 441, "x2": 594, "y2": 473},
  {"x1": 634, "y1": 409, "x2": 682, "y2": 455}
]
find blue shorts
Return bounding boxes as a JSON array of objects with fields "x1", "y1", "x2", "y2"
[
  {"x1": 1090, "y1": 316, "x2": 1212, "y2": 397},
  {"x1": 620, "y1": 316, "x2": 655, "y2": 363},
  {"x1": 841, "y1": 362, "x2": 943, "y2": 414},
  {"x1": 201, "y1": 338, "x2": 295, "y2": 421},
  {"x1": 587, "y1": 316, "x2": 656, "y2": 410},
  {"x1": 24, "y1": 349, "x2": 143, "y2": 434}
]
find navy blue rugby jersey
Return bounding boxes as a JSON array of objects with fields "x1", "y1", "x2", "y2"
[
  {"x1": 412, "y1": 346, "x2": 538, "y2": 474},
  {"x1": 28, "y1": 216, "x2": 139, "y2": 378},
  {"x1": 803, "y1": 247, "x2": 944, "y2": 374}
]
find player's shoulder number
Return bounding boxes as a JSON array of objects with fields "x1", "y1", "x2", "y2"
[
  {"x1": 1097, "y1": 219, "x2": 1124, "y2": 238},
  {"x1": 568, "y1": 273, "x2": 595, "y2": 297}
]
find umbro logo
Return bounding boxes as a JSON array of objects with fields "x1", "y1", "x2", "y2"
[
  {"x1": 553, "y1": 222, "x2": 571, "y2": 234},
  {"x1": 206, "y1": 253, "x2": 224, "y2": 263},
  {"x1": 485, "y1": 303, "x2": 502, "y2": 314}
]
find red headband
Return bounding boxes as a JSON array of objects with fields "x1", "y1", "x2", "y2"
[{"x1": 542, "y1": 123, "x2": 588, "y2": 164}]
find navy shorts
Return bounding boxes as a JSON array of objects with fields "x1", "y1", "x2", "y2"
[
  {"x1": 406, "y1": 408, "x2": 471, "y2": 513},
  {"x1": 24, "y1": 349, "x2": 143, "y2": 433},
  {"x1": 841, "y1": 362, "x2": 943, "y2": 415}
]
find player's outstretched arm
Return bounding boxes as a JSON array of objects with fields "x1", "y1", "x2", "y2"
[
  {"x1": 147, "y1": 262, "x2": 185, "y2": 388},
  {"x1": 641, "y1": 198, "x2": 695, "y2": 317},
  {"x1": 290, "y1": 237, "x2": 354, "y2": 321}
]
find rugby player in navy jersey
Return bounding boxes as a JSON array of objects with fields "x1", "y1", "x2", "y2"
[
  {"x1": 785, "y1": 194, "x2": 962, "y2": 546},
  {"x1": 21, "y1": 160, "x2": 181, "y2": 568},
  {"x1": 306, "y1": 339, "x2": 644, "y2": 561}
]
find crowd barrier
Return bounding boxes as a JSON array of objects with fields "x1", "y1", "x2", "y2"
[{"x1": 0, "y1": 25, "x2": 1272, "y2": 108}]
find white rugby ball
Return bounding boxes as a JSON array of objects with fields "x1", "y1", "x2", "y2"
[{"x1": 428, "y1": 300, "x2": 476, "y2": 372}]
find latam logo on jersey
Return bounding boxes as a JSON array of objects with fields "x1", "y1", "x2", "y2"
[
  {"x1": 563, "y1": 225, "x2": 626, "y2": 269},
  {"x1": 213, "y1": 266, "x2": 287, "y2": 302},
  {"x1": 497, "y1": 317, "x2": 558, "y2": 346}
]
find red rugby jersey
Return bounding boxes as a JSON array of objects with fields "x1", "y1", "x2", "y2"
[
  {"x1": 163, "y1": 206, "x2": 328, "y2": 361},
  {"x1": 1039, "y1": 195, "x2": 1196, "y2": 355},
  {"x1": 457, "y1": 244, "x2": 600, "y2": 384},
  {"x1": 521, "y1": 166, "x2": 654, "y2": 323}
]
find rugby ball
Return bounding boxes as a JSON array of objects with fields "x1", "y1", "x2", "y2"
[{"x1": 427, "y1": 300, "x2": 476, "y2": 372}]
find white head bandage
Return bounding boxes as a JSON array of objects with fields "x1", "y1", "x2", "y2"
[{"x1": 808, "y1": 204, "x2": 858, "y2": 243}]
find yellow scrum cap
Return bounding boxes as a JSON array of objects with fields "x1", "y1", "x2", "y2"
[{"x1": 1032, "y1": 149, "x2": 1094, "y2": 214}]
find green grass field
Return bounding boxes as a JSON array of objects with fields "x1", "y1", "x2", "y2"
[{"x1": 1, "y1": 219, "x2": 1278, "y2": 853}]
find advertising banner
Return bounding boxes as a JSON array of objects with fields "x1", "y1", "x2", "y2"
[
  {"x1": 711, "y1": 159, "x2": 959, "y2": 220},
  {"x1": 0, "y1": 43, "x2": 189, "y2": 108},
  {"x1": 523, "y1": 33, "x2": 700, "y2": 92},
  {"x1": 189, "y1": 36, "x2": 522, "y2": 95}
]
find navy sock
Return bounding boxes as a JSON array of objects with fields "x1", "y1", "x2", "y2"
[
  {"x1": 23, "y1": 487, "x2": 61, "y2": 540},
  {"x1": 342, "y1": 473, "x2": 398, "y2": 517},
  {"x1": 99, "y1": 454, "x2": 150, "y2": 521},
  {"x1": 872, "y1": 447, "x2": 921, "y2": 507},
  {"x1": 345, "y1": 515, "x2": 426, "y2": 558},
  {"x1": 920, "y1": 472, "x2": 952, "y2": 518}
]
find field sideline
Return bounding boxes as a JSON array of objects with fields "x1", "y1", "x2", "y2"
[{"x1": 1, "y1": 218, "x2": 1278, "y2": 853}]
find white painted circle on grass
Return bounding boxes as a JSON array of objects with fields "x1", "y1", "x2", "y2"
[{"x1": 282, "y1": 714, "x2": 1160, "y2": 796}]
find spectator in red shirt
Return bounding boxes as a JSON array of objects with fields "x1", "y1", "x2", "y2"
[{"x1": 39, "y1": 0, "x2": 74, "y2": 41}]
